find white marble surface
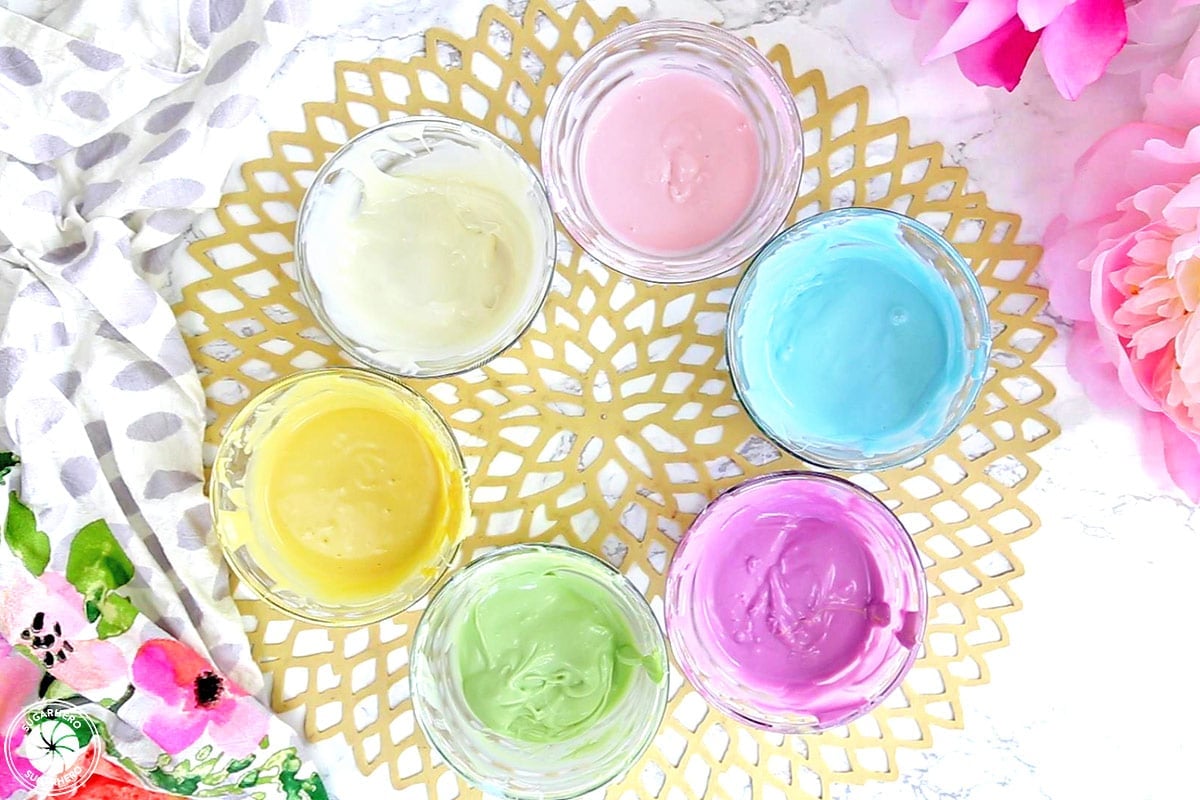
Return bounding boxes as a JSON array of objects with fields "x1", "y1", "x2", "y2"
[{"x1": 177, "y1": 1, "x2": 1200, "y2": 797}]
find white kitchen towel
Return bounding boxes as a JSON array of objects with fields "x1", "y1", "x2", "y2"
[{"x1": 0, "y1": 0, "x2": 308, "y2": 695}]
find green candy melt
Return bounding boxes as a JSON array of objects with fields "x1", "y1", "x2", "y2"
[{"x1": 455, "y1": 557, "x2": 663, "y2": 743}]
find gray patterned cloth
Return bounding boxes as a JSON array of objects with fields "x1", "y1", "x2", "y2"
[{"x1": 0, "y1": 0, "x2": 306, "y2": 694}]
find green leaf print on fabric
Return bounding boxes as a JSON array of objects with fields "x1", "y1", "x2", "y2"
[
  {"x1": 67, "y1": 519, "x2": 135, "y2": 594},
  {"x1": 225, "y1": 756, "x2": 255, "y2": 775},
  {"x1": 95, "y1": 593, "x2": 139, "y2": 638},
  {"x1": 278, "y1": 754, "x2": 329, "y2": 800},
  {"x1": 66, "y1": 519, "x2": 138, "y2": 639},
  {"x1": 146, "y1": 767, "x2": 203, "y2": 796},
  {"x1": 0, "y1": 452, "x2": 17, "y2": 482},
  {"x1": 4, "y1": 491, "x2": 50, "y2": 576},
  {"x1": 138, "y1": 737, "x2": 329, "y2": 799}
]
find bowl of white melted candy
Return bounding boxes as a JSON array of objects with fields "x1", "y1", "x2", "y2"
[{"x1": 297, "y1": 116, "x2": 557, "y2": 378}]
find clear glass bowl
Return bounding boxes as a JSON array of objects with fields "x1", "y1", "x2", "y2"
[
  {"x1": 540, "y1": 20, "x2": 803, "y2": 284},
  {"x1": 209, "y1": 368, "x2": 469, "y2": 627},
  {"x1": 665, "y1": 471, "x2": 927, "y2": 733},
  {"x1": 727, "y1": 207, "x2": 992, "y2": 471},
  {"x1": 295, "y1": 116, "x2": 557, "y2": 378},
  {"x1": 411, "y1": 543, "x2": 668, "y2": 800}
]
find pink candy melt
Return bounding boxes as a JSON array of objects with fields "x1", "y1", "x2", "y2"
[
  {"x1": 669, "y1": 474, "x2": 925, "y2": 727},
  {"x1": 580, "y1": 70, "x2": 761, "y2": 255}
]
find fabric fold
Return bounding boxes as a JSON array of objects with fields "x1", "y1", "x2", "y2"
[{"x1": 0, "y1": 1, "x2": 327, "y2": 798}]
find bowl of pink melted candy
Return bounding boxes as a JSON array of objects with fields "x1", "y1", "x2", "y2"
[
  {"x1": 665, "y1": 471, "x2": 927, "y2": 732},
  {"x1": 541, "y1": 19, "x2": 803, "y2": 283}
]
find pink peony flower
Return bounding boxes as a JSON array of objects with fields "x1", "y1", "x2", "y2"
[
  {"x1": 131, "y1": 639, "x2": 267, "y2": 758},
  {"x1": 894, "y1": 0, "x2": 1129, "y2": 99},
  {"x1": 0, "y1": 571, "x2": 128, "y2": 697},
  {"x1": 1043, "y1": 54, "x2": 1200, "y2": 499}
]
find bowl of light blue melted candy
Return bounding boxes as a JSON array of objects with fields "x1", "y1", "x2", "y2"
[{"x1": 728, "y1": 207, "x2": 991, "y2": 471}]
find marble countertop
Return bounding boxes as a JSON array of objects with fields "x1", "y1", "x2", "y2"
[{"x1": 182, "y1": 1, "x2": 1200, "y2": 797}]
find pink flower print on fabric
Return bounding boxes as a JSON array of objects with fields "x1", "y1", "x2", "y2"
[
  {"x1": 0, "y1": 639, "x2": 42, "y2": 799},
  {"x1": 131, "y1": 639, "x2": 268, "y2": 757},
  {"x1": 0, "y1": 572, "x2": 127, "y2": 696}
]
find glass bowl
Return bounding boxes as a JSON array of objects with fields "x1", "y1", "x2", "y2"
[
  {"x1": 209, "y1": 368, "x2": 469, "y2": 627},
  {"x1": 295, "y1": 116, "x2": 557, "y2": 378},
  {"x1": 411, "y1": 543, "x2": 668, "y2": 800},
  {"x1": 540, "y1": 20, "x2": 803, "y2": 283},
  {"x1": 727, "y1": 207, "x2": 991, "y2": 471},
  {"x1": 665, "y1": 471, "x2": 927, "y2": 733}
]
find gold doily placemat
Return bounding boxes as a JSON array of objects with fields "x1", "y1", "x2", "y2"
[{"x1": 175, "y1": 2, "x2": 1058, "y2": 797}]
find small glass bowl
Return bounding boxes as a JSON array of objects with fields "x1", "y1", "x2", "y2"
[
  {"x1": 541, "y1": 20, "x2": 803, "y2": 284},
  {"x1": 411, "y1": 543, "x2": 668, "y2": 800},
  {"x1": 666, "y1": 471, "x2": 927, "y2": 733},
  {"x1": 295, "y1": 116, "x2": 557, "y2": 378},
  {"x1": 209, "y1": 368, "x2": 469, "y2": 627},
  {"x1": 727, "y1": 207, "x2": 991, "y2": 471}
]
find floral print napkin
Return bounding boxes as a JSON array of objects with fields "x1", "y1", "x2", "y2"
[{"x1": 2, "y1": 463, "x2": 327, "y2": 798}]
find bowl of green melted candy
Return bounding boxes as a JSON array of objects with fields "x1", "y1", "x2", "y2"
[{"x1": 411, "y1": 543, "x2": 668, "y2": 799}]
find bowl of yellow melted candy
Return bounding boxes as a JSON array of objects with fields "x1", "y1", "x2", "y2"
[{"x1": 210, "y1": 367, "x2": 470, "y2": 626}]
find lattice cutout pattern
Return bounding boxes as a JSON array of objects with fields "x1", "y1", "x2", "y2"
[{"x1": 176, "y1": 3, "x2": 1059, "y2": 798}]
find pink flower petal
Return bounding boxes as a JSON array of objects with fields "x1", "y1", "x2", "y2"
[
  {"x1": 953, "y1": 14, "x2": 1042, "y2": 90},
  {"x1": 1144, "y1": 57, "x2": 1200, "y2": 129},
  {"x1": 1139, "y1": 126, "x2": 1200, "y2": 170},
  {"x1": 910, "y1": 0, "x2": 969, "y2": 61},
  {"x1": 1064, "y1": 123, "x2": 1168, "y2": 223},
  {"x1": 1154, "y1": 413, "x2": 1200, "y2": 500},
  {"x1": 1043, "y1": 214, "x2": 1102, "y2": 321},
  {"x1": 1091, "y1": 235, "x2": 1137, "y2": 328},
  {"x1": 1017, "y1": 0, "x2": 1075, "y2": 30},
  {"x1": 206, "y1": 696, "x2": 270, "y2": 758},
  {"x1": 142, "y1": 705, "x2": 208, "y2": 756},
  {"x1": 892, "y1": 0, "x2": 930, "y2": 19},
  {"x1": 1091, "y1": 319, "x2": 1161, "y2": 411},
  {"x1": 1173, "y1": 257, "x2": 1200, "y2": 310},
  {"x1": 1161, "y1": 179, "x2": 1200, "y2": 230},
  {"x1": 1040, "y1": 0, "x2": 1129, "y2": 99},
  {"x1": 927, "y1": 0, "x2": 1019, "y2": 61},
  {"x1": 0, "y1": 725, "x2": 34, "y2": 799},
  {"x1": 1127, "y1": 236, "x2": 1172, "y2": 265},
  {"x1": 132, "y1": 639, "x2": 210, "y2": 709},
  {"x1": 1130, "y1": 184, "x2": 1178, "y2": 221},
  {"x1": 55, "y1": 639, "x2": 128, "y2": 694},
  {"x1": 1065, "y1": 322, "x2": 1122, "y2": 407},
  {"x1": 0, "y1": 641, "x2": 42, "y2": 728},
  {"x1": 1177, "y1": 315, "x2": 1200, "y2": 383},
  {"x1": 1129, "y1": 317, "x2": 1183, "y2": 356}
]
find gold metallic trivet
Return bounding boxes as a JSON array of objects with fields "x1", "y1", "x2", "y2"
[{"x1": 176, "y1": 2, "x2": 1058, "y2": 797}]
